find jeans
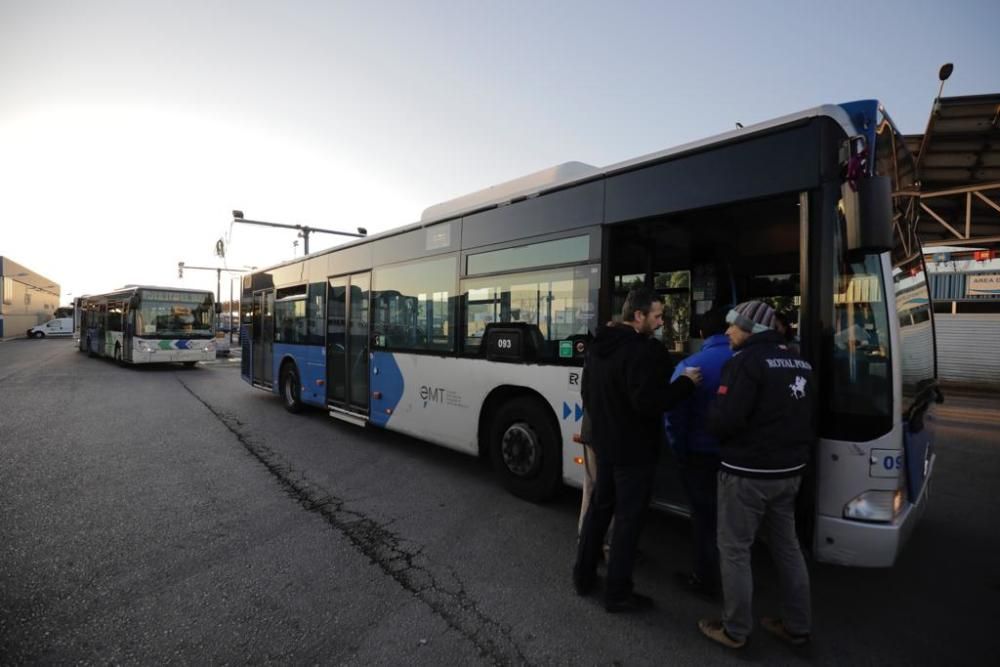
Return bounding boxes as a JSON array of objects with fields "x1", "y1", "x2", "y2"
[
  {"x1": 678, "y1": 454, "x2": 719, "y2": 587},
  {"x1": 574, "y1": 461, "x2": 654, "y2": 602},
  {"x1": 717, "y1": 472, "x2": 811, "y2": 641}
]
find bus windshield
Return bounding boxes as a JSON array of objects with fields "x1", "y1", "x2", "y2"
[{"x1": 136, "y1": 290, "x2": 214, "y2": 338}]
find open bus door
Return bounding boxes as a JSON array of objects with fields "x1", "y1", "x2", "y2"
[
  {"x1": 252, "y1": 289, "x2": 275, "y2": 387},
  {"x1": 326, "y1": 272, "x2": 371, "y2": 423}
]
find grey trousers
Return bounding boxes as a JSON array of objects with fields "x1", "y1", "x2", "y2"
[{"x1": 717, "y1": 472, "x2": 811, "y2": 641}]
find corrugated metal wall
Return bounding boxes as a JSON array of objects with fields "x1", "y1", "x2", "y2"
[
  {"x1": 901, "y1": 321, "x2": 935, "y2": 387},
  {"x1": 930, "y1": 271, "x2": 1000, "y2": 301},
  {"x1": 935, "y1": 313, "x2": 1000, "y2": 384}
]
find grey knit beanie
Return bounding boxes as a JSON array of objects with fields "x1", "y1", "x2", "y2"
[{"x1": 726, "y1": 300, "x2": 776, "y2": 334}]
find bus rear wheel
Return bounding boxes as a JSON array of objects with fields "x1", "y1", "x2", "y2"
[
  {"x1": 280, "y1": 363, "x2": 304, "y2": 414},
  {"x1": 488, "y1": 397, "x2": 562, "y2": 503}
]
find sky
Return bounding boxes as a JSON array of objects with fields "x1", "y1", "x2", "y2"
[{"x1": 2, "y1": 0, "x2": 999, "y2": 304}]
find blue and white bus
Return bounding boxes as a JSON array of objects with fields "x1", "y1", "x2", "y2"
[{"x1": 241, "y1": 100, "x2": 937, "y2": 567}]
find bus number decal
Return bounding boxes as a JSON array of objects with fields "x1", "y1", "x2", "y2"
[{"x1": 883, "y1": 454, "x2": 903, "y2": 471}]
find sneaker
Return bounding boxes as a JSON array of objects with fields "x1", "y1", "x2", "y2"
[
  {"x1": 673, "y1": 571, "x2": 719, "y2": 599},
  {"x1": 698, "y1": 619, "x2": 746, "y2": 649},
  {"x1": 760, "y1": 616, "x2": 810, "y2": 646},
  {"x1": 604, "y1": 591, "x2": 654, "y2": 613}
]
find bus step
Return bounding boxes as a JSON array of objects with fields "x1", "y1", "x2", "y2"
[{"x1": 328, "y1": 407, "x2": 367, "y2": 427}]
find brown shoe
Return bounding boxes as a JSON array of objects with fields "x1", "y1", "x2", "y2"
[
  {"x1": 760, "y1": 616, "x2": 810, "y2": 646},
  {"x1": 698, "y1": 619, "x2": 746, "y2": 649}
]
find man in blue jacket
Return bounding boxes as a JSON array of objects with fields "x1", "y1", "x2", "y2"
[
  {"x1": 698, "y1": 300, "x2": 815, "y2": 651},
  {"x1": 665, "y1": 305, "x2": 732, "y2": 598}
]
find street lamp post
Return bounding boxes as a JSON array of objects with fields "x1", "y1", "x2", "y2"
[{"x1": 231, "y1": 210, "x2": 367, "y2": 256}]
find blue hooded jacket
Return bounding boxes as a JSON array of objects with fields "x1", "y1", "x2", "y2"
[{"x1": 665, "y1": 334, "x2": 733, "y2": 457}]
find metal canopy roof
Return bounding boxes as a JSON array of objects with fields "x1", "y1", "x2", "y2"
[{"x1": 904, "y1": 93, "x2": 1000, "y2": 248}]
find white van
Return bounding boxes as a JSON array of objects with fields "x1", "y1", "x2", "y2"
[{"x1": 27, "y1": 317, "x2": 74, "y2": 338}]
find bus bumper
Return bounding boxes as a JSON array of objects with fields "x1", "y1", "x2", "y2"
[
  {"x1": 132, "y1": 349, "x2": 214, "y2": 364},
  {"x1": 813, "y1": 459, "x2": 931, "y2": 568}
]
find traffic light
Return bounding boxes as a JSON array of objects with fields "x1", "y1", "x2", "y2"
[{"x1": 178, "y1": 261, "x2": 184, "y2": 278}]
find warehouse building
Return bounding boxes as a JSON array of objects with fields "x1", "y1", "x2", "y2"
[{"x1": 0, "y1": 257, "x2": 61, "y2": 338}]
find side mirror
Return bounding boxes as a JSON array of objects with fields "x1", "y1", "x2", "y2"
[
  {"x1": 842, "y1": 175, "x2": 893, "y2": 254},
  {"x1": 214, "y1": 302, "x2": 223, "y2": 314}
]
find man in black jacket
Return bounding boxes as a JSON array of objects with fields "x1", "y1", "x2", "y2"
[
  {"x1": 573, "y1": 287, "x2": 702, "y2": 612},
  {"x1": 698, "y1": 300, "x2": 815, "y2": 650}
]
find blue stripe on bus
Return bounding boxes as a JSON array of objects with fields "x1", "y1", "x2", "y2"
[
  {"x1": 369, "y1": 351, "x2": 404, "y2": 428},
  {"x1": 272, "y1": 343, "x2": 327, "y2": 407},
  {"x1": 838, "y1": 99, "x2": 879, "y2": 157}
]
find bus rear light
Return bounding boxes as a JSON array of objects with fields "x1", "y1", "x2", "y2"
[
  {"x1": 843, "y1": 489, "x2": 904, "y2": 523},
  {"x1": 573, "y1": 456, "x2": 584, "y2": 465},
  {"x1": 572, "y1": 433, "x2": 583, "y2": 443},
  {"x1": 316, "y1": 379, "x2": 324, "y2": 386}
]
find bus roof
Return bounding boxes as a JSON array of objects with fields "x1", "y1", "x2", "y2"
[
  {"x1": 250, "y1": 102, "x2": 863, "y2": 276},
  {"x1": 418, "y1": 103, "x2": 858, "y2": 225},
  {"x1": 78, "y1": 285, "x2": 215, "y2": 300}
]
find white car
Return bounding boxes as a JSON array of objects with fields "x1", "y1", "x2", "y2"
[{"x1": 27, "y1": 317, "x2": 74, "y2": 338}]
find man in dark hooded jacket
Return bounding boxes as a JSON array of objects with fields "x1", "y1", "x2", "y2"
[
  {"x1": 573, "y1": 286, "x2": 702, "y2": 612},
  {"x1": 698, "y1": 300, "x2": 815, "y2": 650}
]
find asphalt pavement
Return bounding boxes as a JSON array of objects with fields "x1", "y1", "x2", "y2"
[{"x1": 1, "y1": 338, "x2": 997, "y2": 665}]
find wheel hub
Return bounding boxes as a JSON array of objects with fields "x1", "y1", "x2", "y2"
[{"x1": 501, "y1": 423, "x2": 539, "y2": 477}]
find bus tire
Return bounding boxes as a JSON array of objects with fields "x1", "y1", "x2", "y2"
[
  {"x1": 280, "y1": 362, "x2": 304, "y2": 414},
  {"x1": 488, "y1": 397, "x2": 562, "y2": 503}
]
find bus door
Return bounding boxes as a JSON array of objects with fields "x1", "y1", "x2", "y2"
[
  {"x1": 252, "y1": 289, "x2": 275, "y2": 386},
  {"x1": 326, "y1": 272, "x2": 370, "y2": 418}
]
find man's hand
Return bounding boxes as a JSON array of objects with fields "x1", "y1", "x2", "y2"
[{"x1": 683, "y1": 366, "x2": 703, "y2": 385}]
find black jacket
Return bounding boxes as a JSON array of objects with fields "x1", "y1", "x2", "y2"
[
  {"x1": 707, "y1": 329, "x2": 816, "y2": 478},
  {"x1": 581, "y1": 324, "x2": 695, "y2": 466}
]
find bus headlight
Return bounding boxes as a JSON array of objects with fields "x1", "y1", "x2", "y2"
[
  {"x1": 843, "y1": 489, "x2": 904, "y2": 523},
  {"x1": 136, "y1": 340, "x2": 156, "y2": 352}
]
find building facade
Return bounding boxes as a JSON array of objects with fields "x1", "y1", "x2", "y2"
[{"x1": 0, "y1": 257, "x2": 61, "y2": 338}]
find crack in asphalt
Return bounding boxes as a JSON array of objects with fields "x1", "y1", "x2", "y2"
[{"x1": 177, "y1": 377, "x2": 532, "y2": 666}]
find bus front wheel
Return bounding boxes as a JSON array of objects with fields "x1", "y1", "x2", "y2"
[
  {"x1": 488, "y1": 397, "x2": 562, "y2": 503},
  {"x1": 280, "y1": 363, "x2": 304, "y2": 414}
]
